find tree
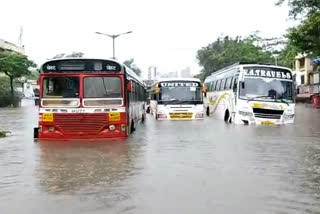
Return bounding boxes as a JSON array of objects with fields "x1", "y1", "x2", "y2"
[
  {"x1": 276, "y1": 0, "x2": 320, "y2": 19},
  {"x1": 0, "y1": 51, "x2": 36, "y2": 97},
  {"x1": 123, "y1": 58, "x2": 142, "y2": 76},
  {"x1": 286, "y1": 11, "x2": 320, "y2": 56},
  {"x1": 196, "y1": 35, "x2": 274, "y2": 80},
  {"x1": 277, "y1": 0, "x2": 320, "y2": 68}
]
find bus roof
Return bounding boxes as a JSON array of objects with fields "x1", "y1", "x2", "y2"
[
  {"x1": 157, "y1": 77, "x2": 201, "y2": 82},
  {"x1": 40, "y1": 58, "x2": 123, "y2": 72},
  {"x1": 209, "y1": 62, "x2": 292, "y2": 76},
  {"x1": 205, "y1": 62, "x2": 292, "y2": 81},
  {"x1": 40, "y1": 58, "x2": 145, "y2": 87}
]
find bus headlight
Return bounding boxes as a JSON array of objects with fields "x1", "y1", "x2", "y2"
[
  {"x1": 121, "y1": 124, "x2": 126, "y2": 132},
  {"x1": 238, "y1": 111, "x2": 253, "y2": 117},
  {"x1": 48, "y1": 126, "x2": 55, "y2": 132},
  {"x1": 109, "y1": 125, "x2": 116, "y2": 131},
  {"x1": 283, "y1": 114, "x2": 295, "y2": 120},
  {"x1": 157, "y1": 114, "x2": 167, "y2": 119},
  {"x1": 195, "y1": 112, "x2": 204, "y2": 118}
]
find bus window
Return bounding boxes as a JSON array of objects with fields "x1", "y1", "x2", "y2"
[
  {"x1": 84, "y1": 77, "x2": 121, "y2": 98},
  {"x1": 43, "y1": 77, "x2": 79, "y2": 98},
  {"x1": 214, "y1": 81, "x2": 219, "y2": 91},
  {"x1": 220, "y1": 79, "x2": 226, "y2": 90},
  {"x1": 226, "y1": 78, "x2": 232, "y2": 89},
  {"x1": 233, "y1": 77, "x2": 238, "y2": 92},
  {"x1": 216, "y1": 80, "x2": 221, "y2": 91},
  {"x1": 209, "y1": 82, "x2": 213, "y2": 92},
  {"x1": 83, "y1": 77, "x2": 122, "y2": 106},
  {"x1": 211, "y1": 81, "x2": 216, "y2": 91}
]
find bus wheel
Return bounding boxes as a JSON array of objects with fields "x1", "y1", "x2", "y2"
[
  {"x1": 224, "y1": 110, "x2": 232, "y2": 123},
  {"x1": 130, "y1": 120, "x2": 135, "y2": 133},
  {"x1": 206, "y1": 107, "x2": 210, "y2": 116},
  {"x1": 141, "y1": 114, "x2": 145, "y2": 124}
]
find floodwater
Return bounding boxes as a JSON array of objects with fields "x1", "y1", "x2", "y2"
[{"x1": 1, "y1": 99, "x2": 320, "y2": 214}]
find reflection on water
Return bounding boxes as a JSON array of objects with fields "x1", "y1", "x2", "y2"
[
  {"x1": 0, "y1": 102, "x2": 320, "y2": 214},
  {"x1": 36, "y1": 140, "x2": 132, "y2": 194}
]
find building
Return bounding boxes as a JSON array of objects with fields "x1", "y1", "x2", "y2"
[
  {"x1": 0, "y1": 39, "x2": 25, "y2": 54},
  {"x1": 180, "y1": 67, "x2": 191, "y2": 78},
  {"x1": 148, "y1": 66, "x2": 159, "y2": 80},
  {"x1": 295, "y1": 55, "x2": 320, "y2": 95}
]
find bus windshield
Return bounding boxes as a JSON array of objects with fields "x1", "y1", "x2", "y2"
[
  {"x1": 159, "y1": 85, "x2": 202, "y2": 104},
  {"x1": 239, "y1": 77, "x2": 293, "y2": 102},
  {"x1": 83, "y1": 77, "x2": 122, "y2": 106},
  {"x1": 43, "y1": 77, "x2": 79, "y2": 98}
]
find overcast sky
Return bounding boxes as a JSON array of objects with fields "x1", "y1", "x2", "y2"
[{"x1": 0, "y1": 0, "x2": 295, "y2": 78}]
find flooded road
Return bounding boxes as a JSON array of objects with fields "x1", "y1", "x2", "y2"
[{"x1": 1, "y1": 99, "x2": 320, "y2": 214}]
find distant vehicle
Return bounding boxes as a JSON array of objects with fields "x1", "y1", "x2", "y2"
[
  {"x1": 149, "y1": 78, "x2": 204, "y2": 120},
  {"x1": 203, "y1": 62, "x2": 295, "y2": 125},
  {"x1": 15, "y1": 82, "x2": 35, "y2": 98},
  {"x1": 34, "y1": 58, "x2": 146, "y2": 139}
]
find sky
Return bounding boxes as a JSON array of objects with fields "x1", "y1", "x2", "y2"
[{"x1": 0, "y1": 0, "x2": 296, "y2": 79}]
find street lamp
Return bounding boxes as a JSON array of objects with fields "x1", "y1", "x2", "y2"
[{"x1": 95, "y1": 31, "x2": 132, "y2": 60}]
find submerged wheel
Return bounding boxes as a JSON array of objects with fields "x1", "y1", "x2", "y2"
[
  {"x1": 206, "y1": 107, "x2": 210, "y2": 116},
  {"x1": 130, "y1": 120, "x2": 135, "y2": 133},
  {"x1": 141, "y1": 114, "x2": 145, "y2": 124},
  {"x1": 224, "y1": 110, "x2": 232, "y2": 123}
]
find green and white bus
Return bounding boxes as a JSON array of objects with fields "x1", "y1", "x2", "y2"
[{"x1": 203, "y1": 62, "x2": 295, "y2": 125}]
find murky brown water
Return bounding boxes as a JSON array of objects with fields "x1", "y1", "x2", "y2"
[{"x1": 1, "y1": 99, "x2": 320, "y2": 214}]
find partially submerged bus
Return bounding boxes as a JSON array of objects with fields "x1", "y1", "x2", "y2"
[
  {"x1": 203, "y1": 62, "x2": 295, "y2": 125},
  {"x1": 149, "y1": 78, "x2": 204, "y2": 120},
  {"x1": 34, "y1": 58, "x2": 146, "y2": 139}
]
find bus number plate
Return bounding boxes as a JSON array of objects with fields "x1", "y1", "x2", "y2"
[
  {"x1": 109, "y1": 112, "x2": 120, "y2": 121},
  {"x1": 43, "y1": 113, "x2": 53, "y2": 122},
  {"x1": 261, "y1": 121, "x2": 275, "y2": 125}
]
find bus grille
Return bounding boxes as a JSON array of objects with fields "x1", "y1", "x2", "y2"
[
  {"x1": 253, "y1": 108, "x2": 283, "y2": 120},
  {"x1": 169, "y1": 112, "x2": 193, "y2": 119},
  {"x1": 54, "y1": 114, "x2": 107, "y2": 134}
]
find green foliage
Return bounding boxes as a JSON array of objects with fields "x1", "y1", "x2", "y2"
[
  {"x1": 196, "y1": 35, "x2": 274, "y2": 81},
  {"x1": 276, "y1": 0, "x2": 320, "y2": 70},
  {"x1": 26, "y1": 70, "x2": 40, "y2": 80},
  {"x1": 0, "y1": 51, "x2": 36, "y2": 97},
  {"x1": 0, "y1": 76, "x2": 11, "y2": 95},
  {"x1": 276, "y1": 43, "x2": 298, "y2": 69},
  {"x1": 0, "y1": 77, "x2": 22, "y2": 107},
  {"x1": 0, "y1": 130, "x2": 11, "y2": 138},
  {"x1": 276, "y1": 0, "x2": 320, "y2": 19},
  {"x1": 123, "y1": 58, "x2": 142, "y2": 76},
  {"x1": 286, "y1": 11, "x2": 320, "y2": 56}
]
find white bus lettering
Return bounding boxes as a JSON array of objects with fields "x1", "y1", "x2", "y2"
[
  {"x1": 276, "y1": 72, "x2": 281, "y2": 78},
  {"x1": 286, "y1": 73, "x2": 291, "y2": 79},
  {"x1": 266, "y1": 71, "x2": 271, "y2": 77},
  {"x1": 106, "y1": 65, "x2": 116, "y2": 70},
  {"x1": 47, "y1": 65, "x2": 56, "y2": 70},
  {"x1": 270, "y1": 71, "x2": 275, "y2": 77}
]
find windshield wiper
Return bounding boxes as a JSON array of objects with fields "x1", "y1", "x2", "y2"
[
  {"x1": 278, "y1": 99, "x2": 290, "y2": 106},
  {"x1": 247, "y1": 95, "x2": 275, "y2": 102}
]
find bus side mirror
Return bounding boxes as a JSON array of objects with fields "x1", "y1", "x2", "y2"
[
  {"x1": 127, "y1": 81, "x2": 133, "y2": 92},
  {"x1": 202, "y1": 87, "x2": 207, "y2": 97}
]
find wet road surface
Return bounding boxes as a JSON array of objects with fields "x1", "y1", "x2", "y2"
[{"x1": 1, "y1": 99, "x2": 320, "y2": 214}]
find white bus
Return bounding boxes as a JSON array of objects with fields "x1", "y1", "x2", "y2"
[
  {"x1": 203, "y1": 63, "x2": 295, "y2": 125},
  {"x1": 149, "y1": 78, "x2": 204, "y2": 120}
]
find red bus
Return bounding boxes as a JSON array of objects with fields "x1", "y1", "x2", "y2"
[{"x1": 34, "y1": 58, "x2": 146, "y2": 140}]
